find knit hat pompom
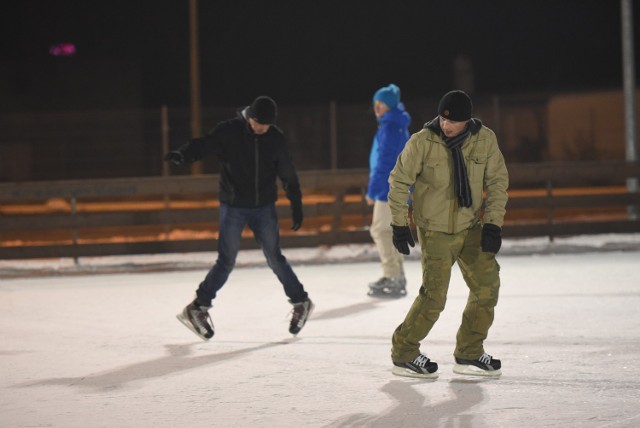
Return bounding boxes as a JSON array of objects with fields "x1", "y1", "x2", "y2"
[
  {"x1": 247, "y1": 96, "x2": 278, "y2": 125},
  {"x1": 438, "y1": 90, "x2": 472, "y2": 121},
  {"x1": 373, "y1": 84, "x2": 401, "y2": 109}
]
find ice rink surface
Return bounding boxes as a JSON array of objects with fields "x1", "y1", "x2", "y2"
[{"x1": 1, "y1": 236, "x2": 640, "y2": 427}]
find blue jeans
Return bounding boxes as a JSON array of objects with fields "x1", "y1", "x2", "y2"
[{"x1": 196, "y1": 203, "x2": 308, "y2": 305}]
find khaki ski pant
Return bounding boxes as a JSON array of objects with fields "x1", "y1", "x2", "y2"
[
  {"x1": 370, "y1": 200, "x2": 404, "y2": 278},
  {"x1": 391, "y1": 224, "x2": 501, "y2": 362}
]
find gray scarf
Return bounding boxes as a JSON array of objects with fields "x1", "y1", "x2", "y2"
[
  {"x1": 444, "y1": 128, "x2": 472, "y2": 208},
  {"x1": 424, "y1": 117, "x2": 483, "y2": 208}
]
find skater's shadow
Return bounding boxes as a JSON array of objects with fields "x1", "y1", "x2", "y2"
[
  {"x1": 13, "y1": 339, "x2": 298, "y2": 393},
  {"x1": 312, "y1": 301, "x2": 385, "y2": 321},
  {"x1": 325, "y1": 379, "x2": 486, "y2": 427}
]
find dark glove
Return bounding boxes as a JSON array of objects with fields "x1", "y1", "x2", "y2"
[
  {"x1": 481, "y1": 223, "x2": 502, "y2": 254},
  {"x1": 392, "y1": 225, "x2": 415, "y2": 255},
  {"x1": 291, "y1": 201, "x2": 303, "y2": 231},
  {"x1": 164, "y1": 150, "x2": 185, "y2": 166}
]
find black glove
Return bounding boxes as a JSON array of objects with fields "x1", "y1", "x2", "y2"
[
  {"x1": 291, "y1": 201, "x2": 303, "y2": 231},
  {"x1": 392, "y1": 225, "x2": 415, "y2": 255},
  {"x1": 481, "y1": 223, "x2": 502, "y2": 254},
  {"x1": 164, "y1": 150, "x2": 185, "y2": 166}
]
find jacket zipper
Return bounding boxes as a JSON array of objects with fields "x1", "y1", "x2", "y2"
[{"x1": 254, "y1": 136, "x2": 259, "y2": 206}]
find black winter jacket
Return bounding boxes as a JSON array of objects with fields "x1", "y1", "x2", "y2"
[{"x1": 177, "y1": 110, "x2": 302, "y2": 208}]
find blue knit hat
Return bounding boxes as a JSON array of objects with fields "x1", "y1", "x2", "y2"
[{"x1": 373, "y1": 84, "x2": 401, "y2": 109}]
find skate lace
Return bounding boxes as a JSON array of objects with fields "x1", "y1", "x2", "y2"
[
  {"x1": 479, "y1": 353, "x2": 492, "y2": 364},
  {"x1": 413, "y1": 354, "x2": 430, "y2": 367},
  {"x1": 288, "y1": 303, "x2": 305, "y2": 323},
  {"x1": 193, "y1": 308, "x2": 213, "y2": 332}
]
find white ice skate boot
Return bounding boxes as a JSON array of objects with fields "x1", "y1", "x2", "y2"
[{"x1": 453, "y1": 353, "x2": 502, "y2": 377}]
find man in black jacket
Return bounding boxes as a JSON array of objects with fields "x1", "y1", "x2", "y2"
[{"x1": 165, "y1": 96, "x2": 313, "y2": 340}]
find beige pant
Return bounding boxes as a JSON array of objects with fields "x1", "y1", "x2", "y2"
[{"x1": 370, "y1": 200, "x2": 404, "y2": 278}]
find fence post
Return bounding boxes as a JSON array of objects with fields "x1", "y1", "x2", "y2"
[
  {"x1": 492, "y1": 95, "x2": 502, "y2": 139},
  {"x1": 161, "y1": 105, "x2": 172, "y2": 240},
  {"x1": 189, "y1": 0, "x2": 202, "y2": 176},
  {"x1": 330, "y1": 189, "x2": 345, "y2": 244},
  {"x1": 329, "y1": 101, "x2": 338, "y2": 170},
  {"x1": 360, "y1": 187, "x2": 369, "y2": 229},
  {"x1": 546, "y1": 180, "x2": 554, "y2": 242},
  {"x1": 70, "y1": 196, "x2": 79, "y2": 264},
  {"x1": 161, "y1": 105, "x2": 170, "y2": 177},
  {"x1": 621, "y1": 0, "x2": 638, "y2": 219}
]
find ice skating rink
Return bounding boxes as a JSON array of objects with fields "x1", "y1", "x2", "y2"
[{"x1": 2, "y1": 239, "x2": 640, "y2": 427}]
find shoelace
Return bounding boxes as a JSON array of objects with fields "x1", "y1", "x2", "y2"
[
  {"x1": 288, "y1": 305, "x2": 305, "y2": 320},
  {"x1": 193, "y1": 309, "x2": 213, "y2": 332},
  {"x1": 414, "y1": 354, "x2": 430, "y2": 367},
  {"x1": 286, "y1": 306, "x2": 301, "y2": 321},
  {"x1": 479, "y1": 353, "x2": 492, "y2": 364}
]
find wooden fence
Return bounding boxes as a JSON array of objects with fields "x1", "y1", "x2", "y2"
[{"x1": 1, "y1": 161, "x2": 639, "y2": 260}]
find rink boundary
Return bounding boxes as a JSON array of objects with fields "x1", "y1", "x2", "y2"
[{"x1": 1, "y1": 233, "x2": 640, "y2": 279}]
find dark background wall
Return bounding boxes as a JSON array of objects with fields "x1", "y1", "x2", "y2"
[{"x1": 1, "y1": 1, "x2": 638, "y2": 181}]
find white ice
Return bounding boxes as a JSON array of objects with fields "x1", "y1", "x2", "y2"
[{"x1": 1, "y1": 235, "x2": 640, "y2": 428}]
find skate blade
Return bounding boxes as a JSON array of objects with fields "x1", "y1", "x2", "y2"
[
  {"x1": 453, "y1": 364, "x2": 502, "y2": 377},
  {"x1": 176, "y1": 313, "x2": 213, "y2": 341},
  {"x1": 392, "y1": 366, "x2": 438, "y2": 379}
]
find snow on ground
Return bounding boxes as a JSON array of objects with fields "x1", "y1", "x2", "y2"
[
  {"x1": 2, "y1": 233, "x2": 640, "y2": 278},
  {"x1": 1, "y1": 234, "x2": 640, "y2": 427}
]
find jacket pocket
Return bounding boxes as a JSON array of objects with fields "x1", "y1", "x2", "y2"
[
  {"x1": 423, "y1": 158, "x2": 448, "y2": 185},
  {"x1": 468, "y1": 155, "x2": 487, "y2": 182}
]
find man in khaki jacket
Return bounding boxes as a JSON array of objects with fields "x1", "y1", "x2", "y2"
[{"x1": 388, "y1": 90, "x2": 508, "y2": 379}]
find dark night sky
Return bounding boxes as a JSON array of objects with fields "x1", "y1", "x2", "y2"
[{"x1": 3, "y1": 1, "x2": 639, "y2": 108}]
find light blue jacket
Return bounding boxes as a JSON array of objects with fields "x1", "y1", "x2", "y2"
[{"x1": 367, "y1": 103, "x2": 411, "y2": 201}]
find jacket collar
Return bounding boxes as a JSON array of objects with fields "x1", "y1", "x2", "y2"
[
  {"x1": 424, "y1": 116, "x2": 483, "y2": 137},
  {"x1": 378, "y1": 103, "x2": 411, "y2": 127}
]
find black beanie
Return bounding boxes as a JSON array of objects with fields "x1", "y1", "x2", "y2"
[
  {"x1": 438, "y1": 90, "x2": 472, "y2": 121},
  {"x1": 247, "y1": 96, "x2": 277, "y2": 125}
]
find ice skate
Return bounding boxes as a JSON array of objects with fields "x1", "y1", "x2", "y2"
[
  {"x1": 289, "y1": 298, "x2": 314, "y2": 335},
  {"x1": 367, "y1": 275, "x2": 407, "y2": 298},
  {"x1": 392, "y1": 353, "x2": 439, "y2": 379},
  {"x1": 176, "y1": 300, "x2": 214, "y2": 341},
  {"x1": 453, "y1": 353, "x2": 502, "y2": 377}
]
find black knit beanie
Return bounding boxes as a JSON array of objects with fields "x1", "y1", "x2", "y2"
[
  {"x1": 438, "y1": 90, "x2": 472, "y2": 121},
  {"x1": 247, "y1": 96, "x2": 277, "y2": 125}
]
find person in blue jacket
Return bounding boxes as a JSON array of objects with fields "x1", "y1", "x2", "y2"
[{"x1": 366, "y1": 84, "x2": 411, "y2": 297}]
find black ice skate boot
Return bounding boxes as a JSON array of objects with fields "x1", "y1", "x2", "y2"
[
  {"x1": 368, "y1": 274, "x2": 407, "y2": 298},
  {"x1": 176, "y1": 299, "x2": 214, "y2": 340},
  {"x1": 289, "y1": 298, "x2": 314, "y2": 335},
  {"x1": 392, "y1": 353, "x2": 439, "y2": 379},
  {"x1": 453, "y1": 353, "x2": 502, "y2": 377}
]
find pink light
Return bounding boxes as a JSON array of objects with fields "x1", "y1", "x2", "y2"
[{"x1": 49, "y1": 43, "x2": 76, "y2": 57}]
